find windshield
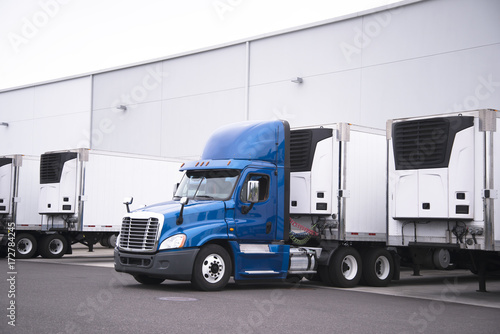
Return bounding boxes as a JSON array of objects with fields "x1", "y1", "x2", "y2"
[{"x1": 174, "y1": 169, "x2": 240, "y2": 201}]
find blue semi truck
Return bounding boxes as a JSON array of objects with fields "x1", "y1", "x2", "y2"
[
  {"x1": 114, "y1": 119, "x2": 393, "y2": 290},
  {"x1": 115, "y1": 111, "x2": 500, "y2": 291}
]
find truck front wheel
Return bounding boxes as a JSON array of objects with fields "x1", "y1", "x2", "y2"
[
  {"x1": 39, "y1": 234, "x2": 67, "y2": 258},
  {"x1": 15, "y1": 233, "x2": 38, "y2": 259},
  {"x1": 191, "y1": 244, "x2": 231, "y2": 291},
  {"x1": 327, "y1": 247, "x2": 362, "y2": 288}
]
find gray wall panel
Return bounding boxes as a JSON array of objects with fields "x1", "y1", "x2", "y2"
[
  {"x1": 361, "y1": 0, "x2": 500, "y2": 67},
  {"x1": 0, "y1": 87, "x2": 34, "y2": 122},
  {"x1": 250, "y1": 19, "x2": 362, "y2": 86},
  {"x1": 0, "y1": 120, "x2": 34, "y2": 155},
  {"x1": 249, "y1": 70, "x2": 361, "y2": 127},
  {"x1": 91, "y1": 101, "x2": 162, "y2": 156},
  {"x1": 161, "y1": 89, "x2": 246, "y2": 159},
  {"x1": 33, "y1": 112, "x2": 90, "y2": 154},
  {"x1": 0, "y1": 77, "x2": 91, "y2": 156},
  {"x1": 162, "y1": 45, "x2": 246, "y2": 100},
  {"x1": 360, "y1": 44, "x2": 500, "y2": 128},
  {"x1": 93, "y1": 62, "x2": 164, "y2": 111},
  {"x1": 34, "y1": 77, "x2": 91, "y2": 119}
]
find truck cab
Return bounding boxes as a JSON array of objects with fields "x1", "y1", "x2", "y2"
[{"x1": 114, "y1": 120, "x2": 309, "y2": 290}]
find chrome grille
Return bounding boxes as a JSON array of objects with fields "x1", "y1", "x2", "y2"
[{"x1": 119, "y1": 217, "x2": 160, "y2": 252}]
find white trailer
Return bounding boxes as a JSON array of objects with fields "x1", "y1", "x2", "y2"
[
  {"x1": 0, "y1": 155, "x2": 41, "y2": 258},
  {"x1": 288, "y1": 123, "x2": 391, "y2": 287},
  {"x1": 387, "y1": 109, "x2": 500, "y2": 290},
  {"x1": 25, "y1": 149, "x2": 182, "y2": 258}
]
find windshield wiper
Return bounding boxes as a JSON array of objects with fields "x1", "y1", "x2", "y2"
[{"x1": 195, "y1": 195, "x2": 215, "y2": 200}]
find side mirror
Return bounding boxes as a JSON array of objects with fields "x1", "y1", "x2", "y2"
[
  {"x1": 242, "y1": 181, "x2": 259, "y2": 214},
  {"x1": 247, "y1": 180, "x2": 259, "y2": 203},
  {"x1": 177, "y1": 197, "x2": 189, "y2": 225},
  {"x1": 123, "y1": 197, "x2": 133, "y2": 213}
]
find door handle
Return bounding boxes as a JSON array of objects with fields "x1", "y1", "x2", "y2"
[{"x1": 266, "y1": 221, "x2": 272, "y2": 234}]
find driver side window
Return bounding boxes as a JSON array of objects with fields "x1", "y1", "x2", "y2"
[{"x1": 240, "y1": 174, "x2": 269, "y2": 202}]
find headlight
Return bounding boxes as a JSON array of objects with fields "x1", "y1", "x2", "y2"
[{"x1": 159, "y1": 234, "x2": 186, "y2": 250}]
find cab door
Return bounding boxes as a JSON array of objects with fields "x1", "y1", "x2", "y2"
[{"x1": 234, "y1": 167, "x2": 277, "y2": 242}]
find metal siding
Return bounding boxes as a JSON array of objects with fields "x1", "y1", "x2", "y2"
[
  {"x1": 248, "y1": 70, "x2": 361, "y2": 127},
  {"x1": 92, "y1": 62, "x2": 164, "y2": 111},
  {"x1": 0, "y1": 87, "x2": 34, "y2": 122},
  {"x1": 344, "y1": 129, "x2": 387, "y2": 236},
  {"x1": 83, "y1": 152, "x2": 182, "y2": 231},
  {"x1": 361, "y1": 0, "x2": 500, "y2": 67},
  {"x1": 249, "y1": 19, "x2": 362, "y2": 86},
  {"x1": 0, "y1": 119, "x2": 35, "y2": 156},
  {"x1": 33, "y1": 112, "x2": 90, "y2": 155},
  {"x1": 360, "y1": 44, "x2": 500, "y2": 129},
  {"x1": 161, "y1": 89, "x2": 246, "y2": 159},
  {"x1": 91, "y1": 101, "x2": 162, "y2": 156},
  {"x1": 10, "y1": 156, "x2": 41, "y2": 230},
  {"x1": 161, "y1": 44, "x2": 246, "y2": 99},
  {"x1": 34, "y1": 77, "x2": 91, "y2": 119}
]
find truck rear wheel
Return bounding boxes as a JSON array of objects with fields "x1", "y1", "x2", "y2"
[
  {"x1": 16, "y1": 233, "x2": 38, "y2": 259},
  {"x1": 133, "y1": 275, "x2": 165, "y2": 285},
  {"x1": 39, "y1": 234, "x2": 67, "y2": 258},
  {"x1": 362, "y1": 248, "x2": 394, "y2": 287},
  {"x1": 191, "y1": 244, "x2": 231, "y2": 291},
  {"x1": 327, "y1": 247, "x2": 362, "y2": 288}
]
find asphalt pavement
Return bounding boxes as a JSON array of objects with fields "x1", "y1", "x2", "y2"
[{"x1": 1, "y1": 246, "x2": 499, "y2": 334}]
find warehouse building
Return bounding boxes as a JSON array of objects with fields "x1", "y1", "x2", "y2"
[{"x1": 0, "y1": 0, "x2": 499, "y2": 159}]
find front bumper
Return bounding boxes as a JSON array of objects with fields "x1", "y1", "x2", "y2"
[{"x1": 114, "y1": 248, "x2": 199, "y2": 281}]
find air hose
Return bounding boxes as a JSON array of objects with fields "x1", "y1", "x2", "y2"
[{"x1": 289, "y1": 218, "x2": 318, "y2": 245}]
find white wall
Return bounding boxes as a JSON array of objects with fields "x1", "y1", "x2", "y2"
[
  {"x1": 89, "y1": 44, "x2": 247, "y2": 158},
  {"x1": 0, "y1": 77, "x2": 91, "y2": 156}
]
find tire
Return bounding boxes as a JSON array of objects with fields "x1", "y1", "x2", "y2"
[
  {"x1": 362, "y1": 248, "x2": 394, "y2": 287},
  {"x1": 99, "y1": 235, "x2": 109, "y2": 248},
  {"x1": 134, "y1": 274, "x2": 165, "y2": 285},
  {"x1": 191, "y1": 244, "x2": 232, "y2": 291},
  {"x1": 433, "y1": 249, "x2": 451, "y2": 270},
  {"x1": 108, "y1": 234, "x2": 117, "y2": 248},
  {"x1": 15, "y1": 233, "x2": 38, "y2": 259},
  {"x1": 327, "y1": 247, "x2": 362, "y2": 288},
  {"x1": 39, "y1": 234, "x2": 68, "y2": 259},
  {"x1": 0, "y1": 247, "x2": 7, "y2": 258}
]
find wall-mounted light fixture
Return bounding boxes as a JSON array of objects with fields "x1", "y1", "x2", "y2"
[
  {"x1": 291, "y1": 77, "x2": 303, "y2": 84},
  {"x1": 0, "y1": 122, "x2": 8, "y2": 127},
  {"x1": 116, "y1": 105, "x2": 127, "y2": 111}
]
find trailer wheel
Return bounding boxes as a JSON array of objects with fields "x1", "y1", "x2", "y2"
[
  {"x1": 191, "y1": 244, "x2": 231, "y2": 291},
  {"x1": 107, "y1": 234, "x2": 118, "y2": 248},
  {"x1": 362, "y1": 248, "x2": 394, "y2": 287},
  {"x1": 39, "y1": 234, "x2": 67, "y2": 258},
  {"x1": 133, "y1": 275, "x2": 165, "y2": 285},
  {"x1": 0, "y1": 247, "x2": 7, "y2": 258},
  {"x1": 15, "y1": 233, "x2": 38, "y2": 259},
  {"x1": 328, "y1": 247, "x2": 362, "y2": 288},
  {"x1": 99, "y1": 236, "x2": 109, "y2": 247}
]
